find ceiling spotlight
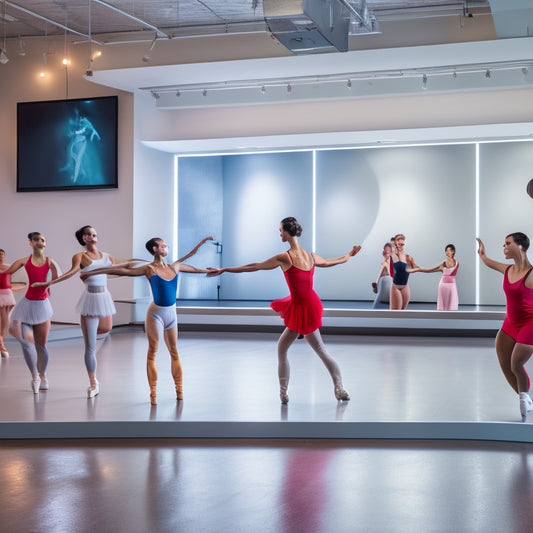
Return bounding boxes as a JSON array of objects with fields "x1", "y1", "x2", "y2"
[
  {"x1": 485, "y1": 69, "x2": 491, "y2": 79},
  {"x1": 142, "y1": 34, "x2": 157, "y2": 63},
  {"x1": 347, "y1": 79, "x2": 352, "y2": 88},
  {"x1": 260, "y1": 85, "x2": 266, "y2": 94},
  {"x1": 176, "y1": 90, "x2": 181, "y2": 97},
  {"x1": 202, "y1": 89, "x2": 207, "y2": 97},
  {"x1": 421, "y1": 73, "x2": 428, "y2": 89},
  {"x1": 452, "y1": 71, "x2": 457, "y2": 79},
  {"x1": 151, "y1": 91, "x2": 160, "y2": 100},
  {"x1": 287, "y1": 83, "x2": 292, "y2": 93},
  {"x1": 0, "y1": 49, "x2": 8, "y2": 65},
  {"x1": 522, "y1": 67, "x2": 529, "y2": 76}
]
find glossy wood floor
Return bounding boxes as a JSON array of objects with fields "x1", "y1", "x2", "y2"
[{"x1": 1, "y1": 327, "x2": 533, "y2": 532}]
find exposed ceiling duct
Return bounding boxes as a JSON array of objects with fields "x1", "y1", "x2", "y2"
[
  {"x1": 263, "y1": 0, "x2": 378, "y2": 54},
  {"x1": 488, "y1": 0, "x2": 533, "y2": 38}
]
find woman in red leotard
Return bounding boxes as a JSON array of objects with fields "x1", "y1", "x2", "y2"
[
  {"x1": 4, "y1": 232, "x2": 59, "y2": 393},
  {"x1": 209, "y1": 217, "x2": 361, "y2": 404},
  {"x1": 477, "y1": 233, "x2": 533, "y2": 422}
]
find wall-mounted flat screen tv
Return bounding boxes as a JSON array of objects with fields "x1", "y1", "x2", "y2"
[{"x1": 17, "y1": 95, "x2": 118, "y2": 192}]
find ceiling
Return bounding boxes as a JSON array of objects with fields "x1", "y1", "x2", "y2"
[{"x1": 0, "y1": 1, "x2": 493, "y2": 44}]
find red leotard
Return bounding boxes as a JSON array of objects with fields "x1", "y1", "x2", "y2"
[
  {"x1": 24, "y1": 257, "x2": 50, "y2": 301},
  {"x1": 0, "y1": 271, "x2": 11, "y2": 289},
  {"x1": 270, "y1": 251, "x2": 323, "y2": 335},
  {"x1": 501, "y1": 265, "x2": 533, "y2": 345}
]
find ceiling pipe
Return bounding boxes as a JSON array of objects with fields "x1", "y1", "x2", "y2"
[
  {"x1": 6, "y1": 0, "x2": 93, "y2": 40},
  {"x1": 91, "y1": 0, "x2": 169, "y2": 39},
  {"x1": 5, "y1": 0, "x2": 168, "y2": 42}
]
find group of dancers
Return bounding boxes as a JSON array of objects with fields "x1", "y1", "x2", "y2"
[
  {"x1": 372, "y1": 233, "x2": 459, "y2": 311},
  {"x1": 1, "y1": 221, "x2": 533, "y2": 421}
]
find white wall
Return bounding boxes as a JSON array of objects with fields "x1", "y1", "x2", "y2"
[{"x1": 0, "y1": 36, "x2": 134, "y2": 324}]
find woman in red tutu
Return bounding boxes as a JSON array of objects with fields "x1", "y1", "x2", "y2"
[{"x1": 210, "y1": 217, "x2": 361, "y2": 404}]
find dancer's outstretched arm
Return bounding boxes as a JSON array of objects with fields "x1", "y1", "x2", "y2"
[
  {"x1": 313, "y1": 245, "x2": 361, "y2": 268},
  {"x1": 177, "y1": 236, "x2": 214, "y2": 263},
  {"x1": 80, "y1": 264, "x2": 150, "y2": 281},
  {"x1": 207, "y1": 253, "x2": 289, "y2": 276},
  {"x1": 477, "y1": 238, "x2": 507, "y2": 274}
]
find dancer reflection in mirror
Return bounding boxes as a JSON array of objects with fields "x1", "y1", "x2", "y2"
[
  {"x1": 409, "y1": 244, "x2": 459, "y2": 310},
  {"x1": 390, "y1": 233, "x2": 418, "y2": 310}
]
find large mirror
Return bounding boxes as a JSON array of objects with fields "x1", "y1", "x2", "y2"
[{"x1": 175, "y1": 139, "x2": 533, "y2": 311}]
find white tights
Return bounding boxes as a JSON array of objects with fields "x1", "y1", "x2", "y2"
[{"x1": 277, "y1": 328, "x2": 343, "y2": 394}]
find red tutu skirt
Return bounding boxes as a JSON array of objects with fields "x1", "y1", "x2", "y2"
[{"x1": 270, "y1": 293, "x2": 323, "y2": 335}]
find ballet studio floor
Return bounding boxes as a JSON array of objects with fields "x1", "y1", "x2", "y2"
[{"x1": 1, "y1": 325, "x2": 533, "y2": 532}]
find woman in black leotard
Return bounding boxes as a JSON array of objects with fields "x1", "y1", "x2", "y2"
[{"x1": 390, "y1": 233, "x2": 418, "y2": 310}]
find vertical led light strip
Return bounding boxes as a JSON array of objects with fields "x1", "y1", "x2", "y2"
[
  {"x1": 475, "y1": 143, "x2": 480, "y2": 305},
  {"x1": 173, "y1": 155, "x2": 179, "y2": 262},
  {"x1": 312, "y1": 150, "x2": 317, "y2": 252}
]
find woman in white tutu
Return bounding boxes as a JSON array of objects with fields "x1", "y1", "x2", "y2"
[
  {"x1": 33, "y1": 225, "x2": 123, "y2": 398},
  {"x1": 5, "y1": 232, "x2": 59, "y2": 393}
]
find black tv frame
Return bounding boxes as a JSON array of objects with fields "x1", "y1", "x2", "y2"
[{"x1": 17, "y1": 95, "x2": 118, "y2": 192}]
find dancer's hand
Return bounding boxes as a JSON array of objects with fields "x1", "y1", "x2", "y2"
[
  {"x1": 31, "y1": 281, "x2": 49, "y2": 288},
  {"x1": 476, "y1": 238, "x2": 485, "y2": 256},
  {"x1": 206, "y1": 268, "x2": 223, "y2": 277},
  {"x1": 349, "y1": 245, "x2": 362, "y2": 257}
]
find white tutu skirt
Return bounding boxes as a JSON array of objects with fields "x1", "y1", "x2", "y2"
[
  {"x1": 11, "y1": 297, "x2": 53, "y2": 325},
  {"x1": 0, "y1": 289, "x2": 15, "y2": 307},
  {"x1": 76, "y1": 288, "x2": 116, "y2": 317}
]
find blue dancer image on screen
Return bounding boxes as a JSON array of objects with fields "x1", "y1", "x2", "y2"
[{"x1": 60, "y1": 108, "x2": 102, "y2": 184}]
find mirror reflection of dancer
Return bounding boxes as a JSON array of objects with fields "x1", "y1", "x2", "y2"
[
  {"x1": 81, "y1": 236, "x2": 213, "y2": 405},
  {"x1": 0, "y1": 249, "x2": 18, "y2": 358},
  {"x1": 32, "y1": 225, "x2": 131, "y2": 398},
  {"x1": 390, "y1": 233, "x2": 418, "y2": 310},
  {"x1": 477, "y1": 234, "x2": 533, "y2": 422},
  {"x1": 62, "y1": 111, "x2": 101, "y2": 184},
  {"x1": 209, "y1": 217, "x2": 361, "y2": 404},
  {"x1": 371, "y1": 242, "x2": 393, "y2": 309},
  {"x1": 5, "y1": 233, "x2": 59, "y2": 393},
  {"x1": 409, "y1": 244, "x2": 459, "y2": 310}
]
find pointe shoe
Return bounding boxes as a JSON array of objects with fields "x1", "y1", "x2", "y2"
[
  {"x1": 87, "y1": 382, "x2": 99, "y2": 399},
  {"x1": 176, "y1": 387, "x2": 183, "y2": 401},
  {"x1": 39, "y1": 379, "x2": 49, "y2": 391},
  {"x1": 372, "y1": 282, "x2": 378, "y2": 294},
  {"x1": 334, "y1": 386, "x2": 350, "y2": 402},
  {"x1": 520, "y1": 393, "x2": 533, "y2": 422},
  {"x1": 31, "y1": 379, "x2": 40, "y2": 394},
  {"x1": 280, "y1": 390, "x2": 289, "y2": 404},
  {"x1": 1, "y1": 350, "x2": 9, "y2": 358},
  {"x1": 150, "y1": 390, "x2": 157, "y2": 405}
]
